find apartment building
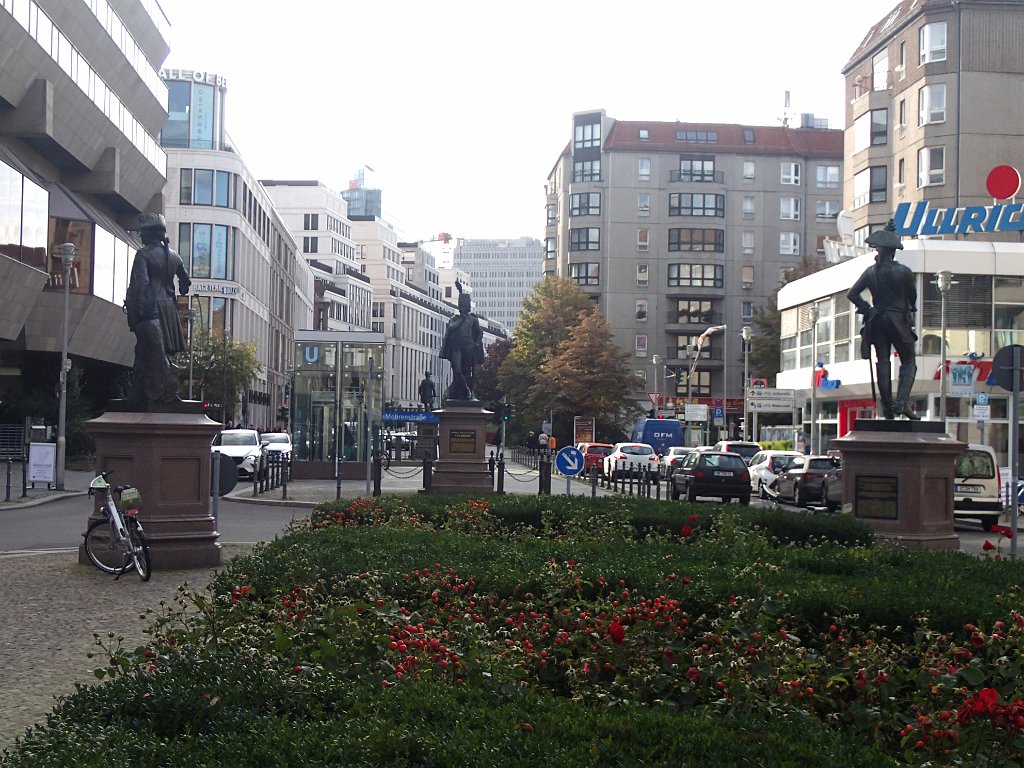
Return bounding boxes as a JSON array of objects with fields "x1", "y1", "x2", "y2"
[
  {"x1": 452, "y1": 238, "x2": 543, "y2": 333},
  {"x1": 0, "y1": 0, "x2": 169, "y2": 404},
  {"x1": 842, "y1": 0, "x2": 1024, "y2": 243},
  {"x1": 159, "y1": 68, "x2": 315, "y2": 429},
  {"x1": 545, "y1": 109, "x2": 843, "y2": 437}
]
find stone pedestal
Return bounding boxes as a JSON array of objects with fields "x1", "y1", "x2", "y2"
[
  {"x1": 82, "y1": 401, "x2": 223, "y2": 569},
  {"x1": 832, "y1": 420, "x2": 964, "y2": 551},
  {"x1": 431, "y1": 402, "x2": 494, "y2": 494}
]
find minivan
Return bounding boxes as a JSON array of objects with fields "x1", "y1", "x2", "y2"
[
  {"x1": 953, "y1": 443, "x2": 1003, "y2": 532},
  {"x1": 630, "y1": 418, "x2": 684, "y2": 456}
]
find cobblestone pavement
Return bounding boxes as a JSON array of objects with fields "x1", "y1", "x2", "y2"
[{"x1": 0, "y1": 545, "x2": 252, "y2": 751}]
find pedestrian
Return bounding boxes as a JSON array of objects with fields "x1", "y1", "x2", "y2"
[
  {"x1": 548, "y1": 435, "x2": 557, "y2": 451},
  {"x1": 527, "y1": 431, "x2": 538, "y2": 455},
  {"x1": 538, "y1": 430, "x2": 549, "y2": 452}
]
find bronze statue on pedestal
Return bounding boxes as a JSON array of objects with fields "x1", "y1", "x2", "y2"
[{"x1": 439, "y1": 280, "x2": 484, "y2": 403}]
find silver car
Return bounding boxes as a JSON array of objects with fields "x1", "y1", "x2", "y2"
[{"x1": 747, "y1": 450, "x2": 802, "y2": 498}]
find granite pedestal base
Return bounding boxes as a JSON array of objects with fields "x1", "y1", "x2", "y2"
[
  {"x1": 430, "y1": 402, "x2": 494, "y2": 494},
  {"x1": 81, "y1": 402, "x2": 223, "y2": 569},
  {"x1": 832, "y1": 420, "x2": 964, "y2": 551}
]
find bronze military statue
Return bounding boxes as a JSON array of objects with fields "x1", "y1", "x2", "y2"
[
  {"x1": 847, "y1": 221, "x2": 919, "y2": 420},
  {"x1": 439, "y1": 280, "x2": 484, "y2": 402},
  {"x1": 418, "y1": 371, "x2": 437, "y2": 410},
  {"x1": 124, "y1": 213, "x2": 191, "y2": 406}
]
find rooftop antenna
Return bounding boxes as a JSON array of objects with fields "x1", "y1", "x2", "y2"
[{"x1": 780, "y1": 90, "x2": 791, "y2": 127}]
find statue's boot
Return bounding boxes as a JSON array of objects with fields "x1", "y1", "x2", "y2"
[
  {"x1": 893, "y1": 362, "x2": 920, "y2": 420},
  {"x1": 876, "y1": 361, "x2": 896, "y2": 419}
]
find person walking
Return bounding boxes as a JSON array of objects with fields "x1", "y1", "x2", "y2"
[{"x1": 538, "y1": 430, "x2": 549, "y2": 452}]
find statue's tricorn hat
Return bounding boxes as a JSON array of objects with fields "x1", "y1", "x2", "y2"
[
  {"x1": 138, "y1": 212, "x2": 167, "y2": 231},
  {"x1": 864, "y1": 220, "x2": 903, "y2": 250}
]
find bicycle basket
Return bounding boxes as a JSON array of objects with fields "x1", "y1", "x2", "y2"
[{"x1": 119, "y1": 487, "x2": 143, "y2": 515}]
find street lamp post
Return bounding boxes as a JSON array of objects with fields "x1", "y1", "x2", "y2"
[
  {"x1": 695, "y1": 325, "x2": 727, "y2": 441},
  {"x1": 809, "y1": 305, "x2": 820, "y2": 455},
  {"x1": 55, "y1": 242, "x2": 76, "y2": 491},
  {"x1": 741, "y1": 326, "x2": 752, "y2": 441},
  {"x1": 937, "y1": 271, "x2": 953, "y2": 424},
  {"x1": 187, "y1": 299, "x2": 197, "y2": 401},
  {"x1": 652, "y1": 353, "x2": 661, "y2": 416}
]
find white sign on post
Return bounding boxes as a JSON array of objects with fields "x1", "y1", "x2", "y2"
[
  {"x1": 949, "y1": 364, "x2": 975, "y2": 397},
  {"x1": 29, "y1": 442, "x2": 56, "y2": 484},
  {"x1": 684, "y1": 403, "x2": 708, "y2": 421}
]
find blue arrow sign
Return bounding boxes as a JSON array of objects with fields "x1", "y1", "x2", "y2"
[{"x1": 555, "y1": 446, "x2": 584, "y2": 476}]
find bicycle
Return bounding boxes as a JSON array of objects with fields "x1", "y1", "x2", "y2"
[
  {"x1": 371, "y1": 447, "x2": 391, "y2": 471},
  {"x1": 84, "y1": 471, "x2": 152, "y2": 582}
]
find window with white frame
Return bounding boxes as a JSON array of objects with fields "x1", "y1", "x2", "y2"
[
  {"x1": 569, "y1": 227, "x2": 600, "y2": 251},
  {"x1": 637, "y1": 192, "x2": 650, "y2": 216},
  {"x1": 742, "y1": 195, "x2": 755, "y2": 219},
  {"x1": 781, "y1": 162, "x2": 801, "y2": 185},
  {"x1": 570, "y1": 192, "x2": 601, "y2": 216},
  {"x1": 742, "y1": 161, "x2": 755, "y2": 180},
  {"x1": 544, "y1": 237, "x2": 556, "y2": 259},
  {"x1": 780, "y1": 197, "x2": 801, "y2": 220},
  {"x1": 742, "y1": 231, "x2": 754, "y2": 254},
  {"x1": 742, "y1": 265, "x2": 754, "y2": 289},
  {"x1": 919, "y1": 22, "x2": 947, "y2": 64},
  {"x1": 635, "y1": 298, "x2": 648, "y2": 321},
  {"x1": 635, "y1": 334, "x2": 648, "y2": 356},
  {"x1": 546, "y1": 203, "x2": 556, "y2": 225},
  {"x1": 872, "y1": 49, "x2": 889, "y2": 91},
  {"x1": 854, "y1": 108, "x2": 888, "y2": 152},
  {"x1": 918, "y1": 83, "x2": 946, "y2": 125},
  {"x1": 741, "y1": 301, "x2": 753, "y2": 321},
  {"x1": 638, "y1": 158, "x2": 651, "y2": 181},
  {"x1": 639, "y1": 128, "x2": 649, "y2": 141},
  {"x1": 816, "y1": 165, "x2": 840, "y2": 188},
  {"x1": 636, "y1": 264, "x2": 648, "y2": 287},
  {"x1": 816, "y1": 200, "x2": 840, "y2": 218},
  {"x1": 918, "y1": 146, "x2": 945, "y2": 187},
  {"x1": 780, "y1": 232, "x2": 801, "y2": 255},
  {"x1": 637, "y1": 228, "x2": 649, "y2": 252},
  {"x1": 853, "y1": 166, "x2": 887, "y2": 207},
  {"x1": 569, "y1": 262, "x2": 600, "y2": 285}
]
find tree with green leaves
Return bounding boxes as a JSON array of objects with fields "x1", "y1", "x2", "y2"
[{"x1": 173, "y1": 328, "x2": 261, "y2": 423}]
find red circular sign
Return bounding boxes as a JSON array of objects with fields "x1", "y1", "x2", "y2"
[{"x1": 986, "y1": 165, "x2": 1021, "y2": 200}]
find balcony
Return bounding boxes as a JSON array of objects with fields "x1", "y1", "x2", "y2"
[
  {"x1": 665, "y1": 310, "x2": 724, "y2": 332},
  {"x1": 669, "y1": 170, "x2": 725, "y2": 184},
  {"x1": 664, "y1": 346, "x2": 724, "y2": 368}
]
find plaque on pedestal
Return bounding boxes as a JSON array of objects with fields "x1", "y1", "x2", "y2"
[{"x1": 430, "y1": 404, "x2": 494, "y2": 494}]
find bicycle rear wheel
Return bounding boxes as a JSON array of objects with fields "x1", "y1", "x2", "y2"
[
  {"x1": 84, "y1": 519, "x2": 131, "y2": 575},
  {"x1": 125, "y1": 517, "x2": 152, "y2": 582},
  {"x1": 381, "y1": 451, "x2": 390, "y2": 470}
]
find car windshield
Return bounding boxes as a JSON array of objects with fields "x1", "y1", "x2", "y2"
[
  {"x1": 588, "y1": 446, "x2": 612, "y2": 455},
  {"x1": 263, "y1": 435, "x2": 290, "y2": 444},
  {"x1": 770, "y1": 457, "x2": 794, "y2": 471},
  {"x1": 621, "y1": 446, "x2": 653, "y2": 456},
  {"x1": 701, "y1": 454, "x2": 746, "y2": 469},
  {"x1": 729, "y1": 444, "x2": 760, "y2": 460},
  {"x1": 214, "y1": 432, "x2": 258, "y2": 446},
  {"x1": 955, "y1": 450, "x2": 995, "y2": 479},
  {"x1": 808, "y1": 459, "x2": 835, "y2": 471}
]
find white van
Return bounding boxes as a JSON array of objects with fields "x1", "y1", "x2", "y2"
[{"x1": 953, "y1": 444, "x2": 1003, "y2": 532}]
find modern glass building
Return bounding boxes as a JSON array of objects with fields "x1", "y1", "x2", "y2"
[{"x1": 291, "y1": 330, "x2": 385, "y2": 479}]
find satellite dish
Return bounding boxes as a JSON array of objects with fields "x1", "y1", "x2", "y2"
[{"x1": 836, "y1": 210, "x2": 854, "y2": 243}]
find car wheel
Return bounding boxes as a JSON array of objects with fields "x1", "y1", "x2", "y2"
[
  {"x1": 981, "y1": 516, "x2": 999, "y2": 533},
  {"x1": 759, "y1": 481, "x2": 768, "y2": 500},
  {"x1": 740, "y1": 494, "x2": 751, "y2": 506},
  {"x1": 670, "y1": 482, "x2": 680, "y2": 501},
  {"x1": 686, "y1": 484, "x2": 698, "y2": 503}
]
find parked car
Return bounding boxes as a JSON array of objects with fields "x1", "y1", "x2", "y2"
[
  {"x1": 260, "y1": 432, "x2": 293, "y2": 460},
  {"x1": 659, "y1": 446, "x2": 695, "y2": 478},
  {"x1": 954, "y1": 443, "x2": 1003, "y2": 531},
  {"x1": 211, "y1": 428, "x2": 268, "y2": 479},
  {"x1": 670, "y1": 450, "x2": 751, "y2": 504},
  {"x1": 773, "y1": 455, "x2": 840, "y2": 507},
  {"x1": 821, "y1": 464, "x2": 843, "y2": 512},
  {"x1": 747, "y1": 450, "x2": 802, "y2": 498},
  {"x1": 711, "y1": 441, "x2": 762, "y2": 465},
  {"x1": 581, "y1": 443, "x2": 614, "y2": 476},
  {"x1": 603, "y1": 442, "x2": 660, "y2": 479}
]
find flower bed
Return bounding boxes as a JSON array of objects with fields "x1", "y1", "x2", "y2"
[{"x1": 4, "y1": 495, "x2": 1024, "y2": 767}]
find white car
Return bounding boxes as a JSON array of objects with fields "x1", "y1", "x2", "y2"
[
  {"x1": 212, "y1": 429, "x2": 268, "y2": 479},
  {"x1": 603, "y1": 442, "x2": 660, "y2": 479},
  {"x1": 260, "y1": 432, "x2": 293, "y2": 456},
  {"x1": 659, "y1": 446, "x2": 695, "y2": 478},
  {"x1": 747, "y1": 450, "x2": 802, "y2": 498}
]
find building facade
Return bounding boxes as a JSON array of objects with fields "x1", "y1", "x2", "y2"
[
  {"x1": 0, "y1": 0, "x2": 170, "y2": 407},
  {"x1": 452, "y1": 237, "x2": 543, "y2": 333},
  {"x1": 842, "y1": 0, "x2": 1024, "y2": 243},
  {"x1": 546, "y1": 109, "x2": 843, "y2": 437},
  {"x1": 159, "y1": 68, "x2": 315, "y2": 430}
]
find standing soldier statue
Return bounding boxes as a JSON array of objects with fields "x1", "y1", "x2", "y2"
[
  {"x1": 418, "y1": 371, "x2": 437, "y2": 410},
  {"x1": 439, "y1": 279, "x2": 484, "y2": 402},
  {"x1": 847, "y1": 220, "x2": 919, "y2": 420},
  {"x1": 124, "y1": 213, "x2": 191, "y2": 406}
]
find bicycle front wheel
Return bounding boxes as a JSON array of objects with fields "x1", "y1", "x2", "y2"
[
  {"x1": 125, "y1": 517, "x2": 152, "y2": 582},
  {"x1": 381, "y1": 451, "x2": 390, "y2": 470},
  {"x1": 84, "y1": 519, "x2": 131, "y2": 575}
]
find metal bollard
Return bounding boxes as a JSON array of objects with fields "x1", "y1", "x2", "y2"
[
  {"x1": 5, "y1": 459, "x2": 11, "y2": 502},
  {"x1": 497, "y1": 457, "x2": 505, "y2": 494},
  {"x1": 252, "y1": 466, "x2": 259, "y2": 496},
  {"x1": 590, "y1": 465, "x2": 597, "y2": 497},
  {"x1": 628, "y1": 462, "x2": 635, "y2": 497},
  {"x1": 372, "y1": 458, "x2": 382, "y2": 497},
  {"x1": 488, "y1": 452, "x2": 495, "y2": 482},
  {"x1": 422, "y1": 456, "x2": 433, "y2": 493},
  {"x1": 281, "y1": 454, "x2": 289, "y2": 500},
  {"x1": 21, "y1": 453, "x2": 28, "y2": 498}
]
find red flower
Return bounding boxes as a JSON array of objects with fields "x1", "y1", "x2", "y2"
[
  {"x1": 687, "y1": 514, "x2": 698, "y2": 523},
  {"x1": 680, "y1": 524, "x2": 693, "y2": 538},
  {"x1": 608, "y1": 621, "x2": 626, "y2": 645},
  {"x1": 958, "y1": 687, "x2": 1000, "y2": 725},
  {"x1": 994, "y1": 524, "x2": 1015, "y2": 539},
  {"x1": 982, "y1": 539, "x2": 996, "y2": 552}
]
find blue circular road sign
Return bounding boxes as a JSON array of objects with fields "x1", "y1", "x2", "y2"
[{"x1": 555, "y1": 446, "x2": 585, "y2": 476}]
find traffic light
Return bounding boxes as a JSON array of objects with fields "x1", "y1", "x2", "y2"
[
  {"x1": 502, "y1": 403, "x2": 514, "y2": 422},
  {"x1": 278, "y1": 406, "x2": 289, "y2": 421}
]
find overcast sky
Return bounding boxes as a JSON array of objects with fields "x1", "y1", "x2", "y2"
[{"x1": 161, "y1": 0, "x2": 898, "y2": 243}]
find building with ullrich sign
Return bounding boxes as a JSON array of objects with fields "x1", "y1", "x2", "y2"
[{"x1": 159, "y1": 68, "x2": 315, "y2": 430}]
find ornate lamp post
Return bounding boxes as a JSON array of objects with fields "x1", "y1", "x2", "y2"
[
  {"x1": 56, "y1": 242, "x2": 76, "y2": 491},
  {"x1": 741, "y1": 326, "x2": 752, "y2": 441}
]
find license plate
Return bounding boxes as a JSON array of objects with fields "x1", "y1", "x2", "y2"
[
  {"x1": 714, "y1": 471, "x2": 733, "y2": 477},
  {"x1": 955, "y1": 484, "x2": 983, "y2": 494}
]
